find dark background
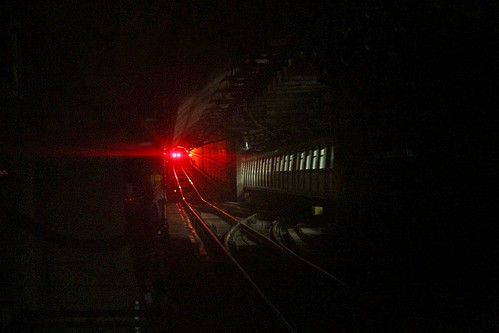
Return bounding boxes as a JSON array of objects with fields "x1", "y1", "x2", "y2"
[{"x1": 1, "y1": 1, "x2": 498, "y2": 331}]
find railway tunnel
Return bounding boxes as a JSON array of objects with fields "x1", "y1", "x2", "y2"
[
  {"x1": 164, "y1": 25, "x2": 497, "y2": 329},
  {"x1": 1, "y1": 1, "x2": 498, "y2": 332}
]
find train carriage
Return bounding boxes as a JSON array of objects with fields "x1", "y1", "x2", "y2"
[{"x1": 241, "y1": 138, "x2": 335, "y2": 201}]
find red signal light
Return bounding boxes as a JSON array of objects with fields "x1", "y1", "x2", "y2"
[{"x1": 167, "y1": 146, "x2": 190, "y2": 160}]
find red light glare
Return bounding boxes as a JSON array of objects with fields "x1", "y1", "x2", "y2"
[
  {"x1": 2, "y1": 144, "x2": 166, "y2": 158},
  {"x1": 167, "y1": 146, "x2": 190, "y2": 160}
]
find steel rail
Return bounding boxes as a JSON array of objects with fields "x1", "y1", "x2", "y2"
[
  {"x1": 171, "y1": 165, "x2": 295, "y2": 332},
  {"x1": 180, "y1": 163, "x2": 393, "y2": 322},
  {"x1": 181, "y1": 165, "x2": 349, "y2": 288}
]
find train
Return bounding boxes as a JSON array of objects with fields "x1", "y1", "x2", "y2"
[
  {"x1": 163, "y1": 145, "x2": 191, "y2": 162},
  {"x1": 240, "y1": 133, "x2": 421, "y2": 218},
  {"x1": 241, "y1": 138, "x2": 336, "y2": 202}
]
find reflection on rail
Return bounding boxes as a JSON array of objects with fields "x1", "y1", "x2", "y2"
[
  {"x1": 171, "y1": 164, "x2": 295, "y2": 331},
  {"x1": 170, "y1": 163, "x2": 399, "y2": 331}
]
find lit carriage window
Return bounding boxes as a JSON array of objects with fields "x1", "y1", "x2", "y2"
[
  {"x1": 282, "y1": 155, "x2": 287, "y2": 171},
  {"x1": 267, "y1": 157, "x2": 272, "y2": 186},
  {"x1": 257, "y1": 159, "x2": 261, "y2": 184},
  {"x1": 330, "y1": 146, "x2": 334, "y2": 168},
  {"x1": 258, "y1": 158, "x2": 265, "y2": 182},
  {"x1": 305, "y1": 150, "x2": 311, "y2": 170},
  {"x1": 312, "y1": 149, "x2": 319, "y2": 170},
  {"x1": 288, "y1": 154, "x2": 294, "y2": 171},
  {"x1": 252, "y1": 160, "x2": 256, "y2": 185},
  {"x1": 263, "y1": 159, "x2": 267, "y2": 185},
  {"x1": 276, "y1": 156, "x2": 281, "y2": 171},
  {"x1": 319, "y1": 148, "x2": 326, "y2": 169},
  {"x1": 299, "y1": 152, "x2": 305, "y2": 170},
  {"x1": 256, "y1": 159, "x2": 258, "y2": 177}
]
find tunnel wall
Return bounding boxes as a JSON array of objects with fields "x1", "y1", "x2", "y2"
[
  {"x1": 190, "y1": 139, "x2": 238, "y2": 200},
  {"x1": 1, "y1": 157, "x2": 141, "y2": 329}
]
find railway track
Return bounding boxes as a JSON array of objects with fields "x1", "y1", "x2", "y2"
[{"x1": 172, "y1": 164, "x2": 399, "y2": 332}]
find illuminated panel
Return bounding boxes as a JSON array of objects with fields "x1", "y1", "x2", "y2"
[
  {"x1": 312, "y1": 149, "x2": 319, "y2": 170},
  {"x1": 330, "y1": 146, "x2": 334, "y2": 169},
  {"x1": 305, "y1": 150, "x2": 311, "y2": 170},
  {"x1": 319, "y1": 148, "x2": 326, "y2": 169}
]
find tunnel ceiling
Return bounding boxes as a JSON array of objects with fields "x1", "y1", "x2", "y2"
[
  {"x1": 2, "y1": 1, "x2": 497, "y2": 153},
  {"x1": 172, "y1": 1, "x2": 499, "y2": 153},
  {"x1": 173, "y1": 47, "x2": 330, "y2": 152}
]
